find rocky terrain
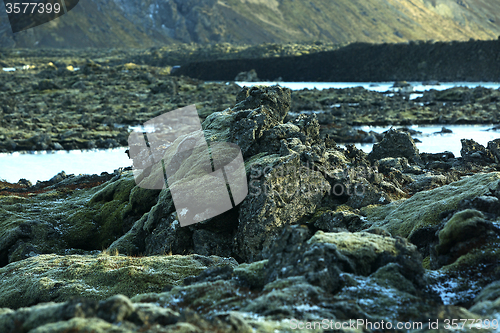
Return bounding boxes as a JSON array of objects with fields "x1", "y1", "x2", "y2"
[
  {"x1": 1, "y1": 84, "x2": 500, "y2": 332},
  {"x1": 2, "y1": 47, "x2": 500, "y2": 153},
  {"x1": 2, "y1": 0, "x2": 500, "y2": 48}
]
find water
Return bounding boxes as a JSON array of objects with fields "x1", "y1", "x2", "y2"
[
  {"x1": 350, "y1": 124, "x2": 500, "y2": 156},
  {"x1": 0, "y1": 149, "x2": 132, "y2": 184},
  {"x1": 2, "y1": 82, "x2": 499, "y2": 184},
  {"x1": 236, "y1": 81, "x2": 500, "y2": 92}
]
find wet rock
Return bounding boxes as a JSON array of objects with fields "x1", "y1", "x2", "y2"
[
  {"x1": 433, "y1": 126, "x2": 453, "y2": 134},
  {"x1": 368, "y1": 129, "x2": 421, "y2": 164}
]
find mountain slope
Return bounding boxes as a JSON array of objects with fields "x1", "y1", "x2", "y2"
[{"x1": 0, "y1": 0, "x2": 499, "y2": 48}]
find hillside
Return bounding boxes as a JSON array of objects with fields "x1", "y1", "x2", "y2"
[{"x1": 1, "y1": 0, "x2": 500, "y2": 48}]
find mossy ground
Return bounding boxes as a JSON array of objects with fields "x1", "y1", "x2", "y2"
[{"x1": 0, "y1": 253, "x2": 237, "y2": 309}]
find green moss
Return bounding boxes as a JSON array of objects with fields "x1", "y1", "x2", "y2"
[
  {"x1": 0, "y1": 171, "x2": 154, "y2": 260},
  {"x1": 422, "y1": 256, "x2": 431, "y2": 270},
  {"x1": 334, "y1": 205, "x2": 354, "y2": 213},
  {"x1": 306, "y1": 207, "x2": 332, "y2": 224},
  {"x1": 437, "y1": 209, "x2": 485, "y2": 255},
  {"x1": 443, "y1": 246, "x2": 500, "y2": 274},
  {"x1": 362, "y1": 173, "x2": 500, "y2": 238},
  {"x1": 0, "y1": 253, "x2": 237, "y2": 309},
  {"x1": 234, "y1": 260, "x2": 268, "y2": 288},
  {"x1": 63, "y1": 174, "x2": 138, "y2": 249},
  {"x1": 309, "y1": 231, "x2": 399, "y2": 256}
]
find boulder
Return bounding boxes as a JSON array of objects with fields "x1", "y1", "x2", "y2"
[
  {"x1": 368, "y1": 129, "x2": 420, "y2": 164},
  {"x1": 436, "y1": 209, "x2": 488, "y2": 256},
  {"x1": 461, "y1": 139, "x2": 495, "y2": 164},
  {"x1": 306, "y1": 231, "x2": 424, "y2": 282},
  {"x1": 237, "y1": 153, "x2": 331, "y2": 261}
]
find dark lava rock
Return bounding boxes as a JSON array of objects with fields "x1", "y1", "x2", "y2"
[
  {"x1": 368, "y1": 129, "x2": 421, "y2": 164},
  {"x1": 434, "y1": 126, "x2": 453, "y2": 134},
  {"x1": 460, "y1": 139, "x2": 495, "y2": 164},
  {"x1": 487, "y1": 138, "x2": 500, "y2": 163},
  {"x1": 264, "y1": 226, "x2": 425, "y2": 292},
  {"x1": 421, "y1": 151, "x2": 456, "y2": 170},
  {"x1": 234, "y1": 85, "x2": 291, "y2": 123}
]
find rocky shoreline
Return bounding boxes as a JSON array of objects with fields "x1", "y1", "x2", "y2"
[
  {"x1": 1, "y1": 47, "x2": 500, "y2": 152},
  {"x1": 1, "y1": 84, "x2": 500, "y2": 332}
]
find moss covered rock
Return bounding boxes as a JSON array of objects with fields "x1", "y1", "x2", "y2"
[
  {"x1": 362, "y1": 173, "x2": 500, "y2": 238},
  {"x1": 0, "y1": 253, "x2": 237, "y2": 309},
  {"x1": 307, "y1": 231, "x2": 423, "y2": 279},
  {"x1": 0, "y1": 172, "x2": 155, "y2": 265},
  {"x1": 436, "y1": 209, "x2": 488, "y2": 255}
]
